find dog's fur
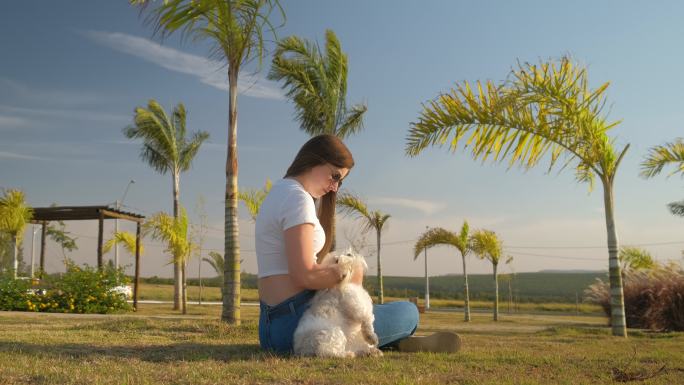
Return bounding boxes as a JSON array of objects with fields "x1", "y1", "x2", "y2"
[{"x1": 293, "y1": 249, "x2": 382, "y2": 358}]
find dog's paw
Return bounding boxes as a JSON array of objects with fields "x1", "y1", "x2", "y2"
[
  {"x1": 362, "y1": 328, "x2": 379, "y2": 346},
  {"x1": 356, "y1": 347, "x2": 383, "y2": 357},
  {"x1": 369, "y1": 347, "x2": 383, "y2": 357}
]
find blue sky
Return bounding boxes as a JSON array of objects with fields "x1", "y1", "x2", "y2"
[{"x1": 2, "y1": 1, "x2": 683, "y2": 278}]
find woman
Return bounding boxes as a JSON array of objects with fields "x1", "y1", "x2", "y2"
[{"x1": 256, "y1": 134, "x2": 460, "y2": 354}]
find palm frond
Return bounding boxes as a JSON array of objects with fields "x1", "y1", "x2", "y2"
[
  {"x1": 406, "y1": 57, "x2": 626, "y2": 186},
  {"x1": 144, "y1": 207, "x2": 193, "y2": 265},
  {"x1": 470, "y1": 229, "x2": 502, "y2": 265},
  {"x1": 373, "y1": 212, "x2": 391, "y2": 232},
  {"x1": 202, "y1": 251, "x2": 224, "y2": 277},
  {"x1": 179, "y1": 130, "x2": 211, "y2": 171},
  {"x1": 137, "y1": 0, "x2": 283, "y2": 71},
  {"x1": 238, "y1": 178, "x2": 272, "y2": 221},
  {"x1": 640, "y1": 138, "x2": 684, "y2": 178},
  {"x1": 456, "y1": 221, "x2": 470, "y2": 256},
  {"x1": 124, "y1": 99, "x2": 209, "y2": 177},
  {"x1": 0, "y1": 189, "x2": 33, "y2": 239},
  {"x1": 336, "y1": 192, "x2": 389, "y2": 234},
  {"x1": 104, "y1": 231, "x2": 143, "y2": 256},
  {"x1": 337, "y1": 192, "x2": 370, "y2": 221},
  {"x1": 618, "y1": 246, "x2": 655, "y2": 271},
  {"x1": 337, "y1": 103, "x2": 367, "y2": 138},
  {"x1": 413, "y1": 227, "x2": 459, "y2": 260},
  {"x1": 268, "y1": 29, "x2": 365, "y2": 138},
  {"x1": 667, "y1": 200, "x2": 684, "y2": 217}
]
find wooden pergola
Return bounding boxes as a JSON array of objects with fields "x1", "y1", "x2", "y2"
[{"x1": 30, "y1": 205, "x2": 145, "y2": 309}]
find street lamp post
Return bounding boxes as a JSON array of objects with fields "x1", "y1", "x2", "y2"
[
  {"x1": 30, "y1": 225, "x2": 39, "y2": 278},
  {"x1": 115, "y1": 180, "x2": 135, "y2": 268}
]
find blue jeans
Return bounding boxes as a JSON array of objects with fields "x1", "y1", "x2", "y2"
[{"x1": 259, "y1": 290, "x2": 419, "y2": 354}]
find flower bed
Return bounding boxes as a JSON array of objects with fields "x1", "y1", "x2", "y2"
[{"x1": 0, "y1": 262, "x2": 132, "y2": 313}]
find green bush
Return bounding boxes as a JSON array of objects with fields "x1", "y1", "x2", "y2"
[
  {"x1": 0, "y1": 261, "x2": 132, "y2": 314},
  {"x1": 0, "y1": 273, "x2": 33, "y2": 311}
]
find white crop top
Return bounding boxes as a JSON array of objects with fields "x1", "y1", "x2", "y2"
[{"x1": 255, "y1": 178, "x2": 325, "y2": 278}]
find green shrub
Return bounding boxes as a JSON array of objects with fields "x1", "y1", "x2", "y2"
[
  {"x1": 0, "y1": 273, "x2": 33, "y2": 311},
  {"x1": 0, "y1": 261, "x2": 132, "y2": 314}
]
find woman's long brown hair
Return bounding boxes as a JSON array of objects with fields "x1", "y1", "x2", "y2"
[{"x1": 284, "y1": 134, "x2": 354, "y2": 261}]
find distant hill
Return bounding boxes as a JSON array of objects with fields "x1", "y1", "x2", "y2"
[
  {"x1": 363, "y1": 271, "x2": 607, "y2": 303},
  {"x1": 162, "y1": 270, "x2": 607, "y2": 304}
]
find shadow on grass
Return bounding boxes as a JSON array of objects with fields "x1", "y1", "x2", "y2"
[{"x1": 0, "y1": 341, "x2": 273, "y2": 362}]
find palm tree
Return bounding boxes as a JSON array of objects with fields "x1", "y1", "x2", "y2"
[
  {"x1": 238, "y1": 179, "x2": 272, "y2": 221},
  {"x1": 640, "y1": 138, "x2": 684, "y2": 216},
  {"x1": 269, "y1": 29, "x2": 367, "y2": 251},
  {"x1": 269, "y1": 29, "x2": 367, "y2": 138},
  {"x1": 133, "y1": 0, "x2": 285, "y2": 325},
  {"x1": 0, "y1": 189, "x2": 33, "y2": 279},
  {"x1": 619, "y1": 246, "x2": 655, "y2": 273},
  {"x1": 337, "y1": 192, "x2": 390, "y2": 303},
  {"x1": 470, "y1": 229, "x2": 506, "y2": 321},
  {"x1": 203, "y1": 251, "x2": 225, "y2": 284},
  {"x1": 414, "y1": 223, "x2": 473, "y2": 321},
  {"x1": 144, "y1": 207, "x2": 194, "y2": 314},
  {"x1": 104, "y1": 231, "x2": 145, "y2": 258},
  {"x1": 124, "y1": 99, "x2": 208, "y2": 311},
  {"x1": 406, "y1": 57, "x2": 631, "y2": 336}
]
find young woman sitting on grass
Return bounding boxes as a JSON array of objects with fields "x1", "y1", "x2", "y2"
[{"x1": 255, "y1": 134, "x2": 461, "y2": 354}]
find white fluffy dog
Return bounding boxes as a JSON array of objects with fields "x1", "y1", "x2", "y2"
[{"x1": 293, "y1": 249, "x2": 382, "y2": 358}]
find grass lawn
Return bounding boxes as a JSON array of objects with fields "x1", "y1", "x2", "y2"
[{"x1": 1, "y1": 304, "x2": 682, "y2": 384}]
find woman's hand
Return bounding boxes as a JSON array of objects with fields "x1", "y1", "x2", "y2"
[
  {"x1": 349, "y1": 263, "x2": 364, "y2": 285},
  {"x1": 285, "y1": 223, "x2": 343, "y2": 289}
]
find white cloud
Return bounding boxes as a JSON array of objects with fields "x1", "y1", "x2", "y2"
[
  {"x1": 0, "y1": 150, "x2": 51, "y2": 161},
  {"x1": 0, "y1": 77, "x2": 105, "y2": 106},
  {"x1": 83, "y1": 30, "x2": 284, "y2": 100},
  {"x1": 368, "y1": 196, "x2": 446, "y2": 215},
  {"x1": 0, "y1": 105, "x2": 128, "y2": 123},
  {"x1": 0, "y1": 141, "x2": 131, "y2": 163},
  {"x1": 0, "y1": 115, "x2": 30, "y2": 129},
  {"x1": 0, "y1": 80, "x2": 126, "y2": 128}
]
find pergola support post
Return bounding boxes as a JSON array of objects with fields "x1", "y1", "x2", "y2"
[
  {"x1": 39, "y1": 221, "x2": 47, "y2": 278},
  {"x1": 30, "y1": 206, "x2": 144, "y2": 285},
  {"x1": 97, "y1": 212, "x2": 104, "y2": 269}
]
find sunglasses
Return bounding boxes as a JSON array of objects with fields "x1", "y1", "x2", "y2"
[{"x1": 326, "y1": 164, "x2": 344, "y2": 186}]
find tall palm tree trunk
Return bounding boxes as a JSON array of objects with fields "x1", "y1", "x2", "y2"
[
  {"x1": 493, "y1": 263, "x2": 499, "y2": 321},
  {"x1": 602, "y1": 179, "x2": 627, "y2": 337},
  {"x1": 181, "y1": 261, "x2": 187, "y2": 314},
  {"x1": 462, "y1": 256, "x2": 470, "y2": 322},
  {"x1": 172, "y1": 172, "x2": 181, "y2": 310},
  {"x1": 223, "y1": 68, "x2": 241, "y2": 325},
  {"x1": 376, "y1": 228, "x2": 383, "y2": 304},
  {"x1": 424, "y1": 248, "x2": 430, "y2": 310}
]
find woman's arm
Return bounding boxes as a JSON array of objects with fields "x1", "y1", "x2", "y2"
[{"x1": 285, "y1": 223, "x2": 345, "y2": 289}]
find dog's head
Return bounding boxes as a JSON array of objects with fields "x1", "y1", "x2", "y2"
[{"x1": 324, "y1": 247, "x2": 368, "y2": 283}]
